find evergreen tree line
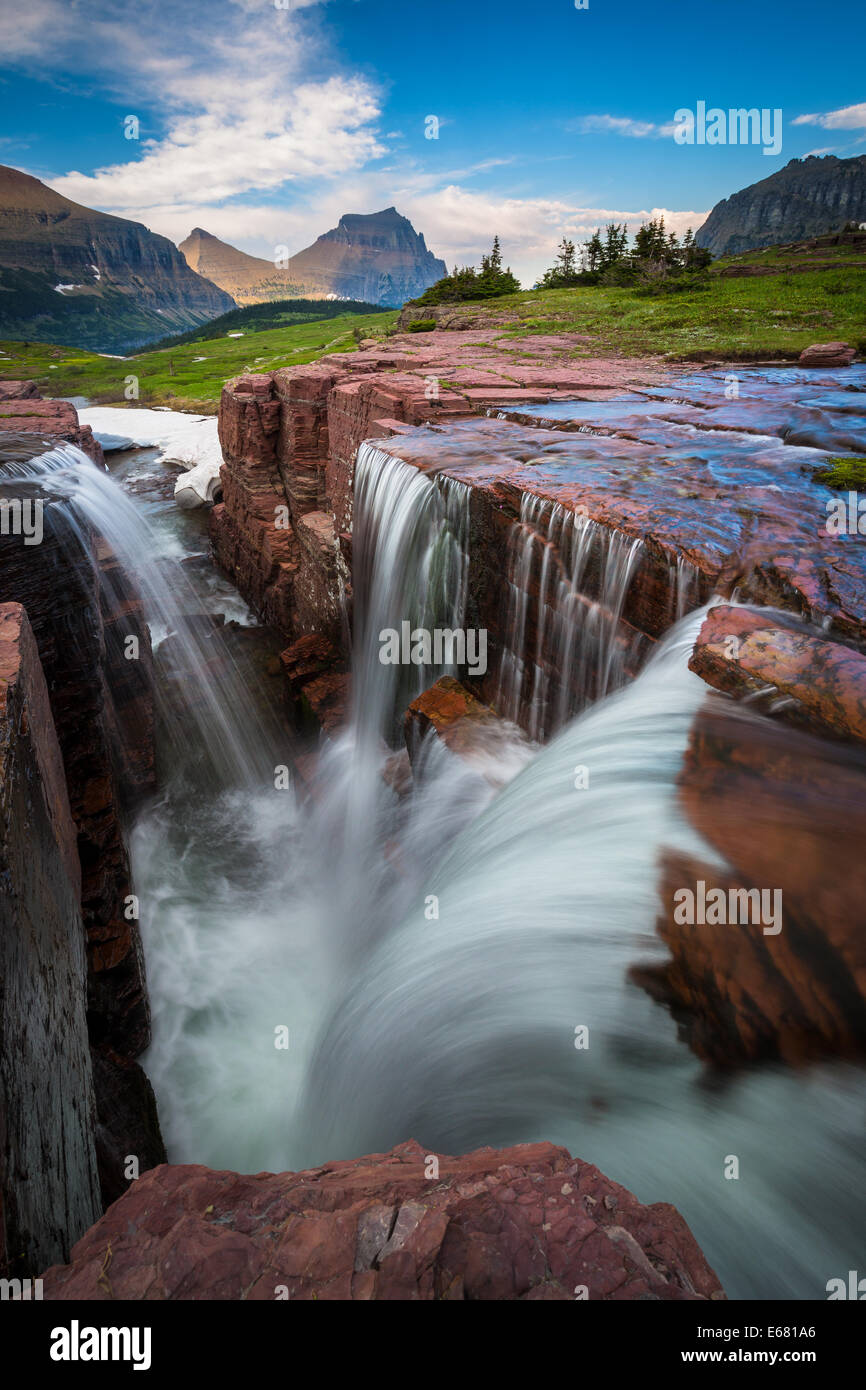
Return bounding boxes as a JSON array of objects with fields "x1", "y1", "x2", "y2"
[
  {"x1": 409, "y1": 219, "x2": 714, "y2": 308},
  {"x1": 538, "y1": 218, "x2": 712, "y2": 291}
]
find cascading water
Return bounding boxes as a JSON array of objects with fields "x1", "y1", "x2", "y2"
[
  {"x1": 299, "y1": 608, "x2": 866, "y2": 1299},
  {"x1": 137, "y1": 435, "x2": 510, "y2": 1171},
  {"x1": 495, "y1": 492, "x2": 646, "y2": 737},
  {"x1": 351, "y1": 441, "x2": 472, "y2": 744},
  {"x1": 18, "y1": 426, "x2": 864, "y2": 1300},
  {"x1": 2, "y1": 444, "x2": 280, "y2": 788}
]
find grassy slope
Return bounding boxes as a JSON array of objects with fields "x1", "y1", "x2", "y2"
[
  {"x1": 488, "y1": 247, "x2": 866, "y2": 360},
  {"x1": 0, "y1": 307, "x2": 398, "y2": 412},
  {"x1": 0, "y1": 244, "x2": 863, "y2": 410}
]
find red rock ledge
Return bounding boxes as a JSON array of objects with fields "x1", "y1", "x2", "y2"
[{"x1": 41, "y1": 1140, "x2": 724, "y2": 1301}]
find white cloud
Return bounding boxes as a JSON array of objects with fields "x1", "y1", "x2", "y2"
[
  {"x1": 53, "y1": 77, "x2": 385, "y2": 209},
  {"x1": 793, "y1": 102, "x2": 866, "y2": 130},
  {"x1": 573, "y1": 114, "x2": 678, "y2": 139}
]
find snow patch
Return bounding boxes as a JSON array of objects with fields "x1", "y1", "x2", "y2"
[{"x1": 81, "y1": 405, "x2": 222, "y2": 509}]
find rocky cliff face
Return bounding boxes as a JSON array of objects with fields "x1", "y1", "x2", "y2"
[
  {"x1": 0, "y1": 165, "x2": 236, "y2": 352},
  {"x1": 696, "y1": 155, "x2": 866, "y2": 257},
  {"x1": 186, "y1": 209, "x2": 447, "y2": 308},
  {"x1": 288, "y1": 208, "x2": 447, "y2": 305},
  {"x1": 212, "y1": 335, "x2": 866, "y2": 1084},
  {"x1": 0, "y1": 603, "x2": 102, "y2": 1277}
]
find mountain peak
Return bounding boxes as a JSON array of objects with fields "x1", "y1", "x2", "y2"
[
  {"x1": 178, "y1": 210, "x2": 446, "y2": 308},
  {"x1": 696, "y1": 154, "x2": 866, "y2": 257}
]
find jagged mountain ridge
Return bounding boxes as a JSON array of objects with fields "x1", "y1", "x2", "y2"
[
  {"x1": 0, "y1": 165, "x2": 236, "y2": 352},
  {"x1": 696, "y1": 155, "x2": 866, "y2": 258},
  {"x1": 181, "y1": 209, "x2": 447, "y2": 308}
]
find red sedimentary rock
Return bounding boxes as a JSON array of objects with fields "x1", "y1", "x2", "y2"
[
  {"x1": 213, "y1": 332, "x2": 866, "y2": 741},
  {"x1": 41, "y1": 1139, "x2": 725, "y2": 1301},
  {"x1": 405, "y1": 676, "x2": 530, "y2": 786},
  {"x1": 280, "y1": 633, "x2": 349, "y2": 733},
  {"x1": 0, "y1": 392, "x2": 104, "y2": 463},
  {"x1": 689, "y1": 605, "x2": 866, "y2": 744},
  {"x1": 0, "y1": 379, "x2": 41, "y2": 400},
  {"x1": 211, "y1": 337, "x2": 670, "y2": 734},
  {"x1": 636, "y1": 692, "x2": 866, "y2": 1065},
  {"x1": 798, "y1": 341, "x2": 857, "y2": 367},
  {"x1": 634, "y1": 607, "x2": 866, "y2": 1065}
]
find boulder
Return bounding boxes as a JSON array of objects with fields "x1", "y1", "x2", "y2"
[
  {"x1": 798, "y1": 341, "x2": 857, "y2": 367},
  {"x1": 689, "y1": 605, "x2": 866, "y2": 744},
  {"x1": 405, "y1": 676, "x2": 533, "y2": 785},
  {"x1": 636, "y1": 698, "x2": 866, "y2": 1065},
  {"x1": 40, "y1": 1139, "x2": 725, "y2": 1301}
]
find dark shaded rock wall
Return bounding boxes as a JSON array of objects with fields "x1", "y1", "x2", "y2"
[{"x1": 0, "y1": 603, "x2": 102, "y2": 1277}]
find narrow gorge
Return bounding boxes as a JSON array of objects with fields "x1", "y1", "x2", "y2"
[{"x1": 1, "y1": 324, "x2": 864, "y2": 1301}]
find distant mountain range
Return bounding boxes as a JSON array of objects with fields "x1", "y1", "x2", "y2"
[
  {"x1": 180, "y1": 209, "x2": 447, "y2": 308},
  {"x1": 696, "y1": 155, "x2": 866, "y2": 258},
  {"x1": 0, "y1": 165, "x2": 236, "y2": 353}
]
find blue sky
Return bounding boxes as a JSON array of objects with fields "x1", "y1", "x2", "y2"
[{"x1": 0, "y1": 0, "x2": 864, "y2": 283}]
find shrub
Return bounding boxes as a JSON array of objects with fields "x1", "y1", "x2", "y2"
[{"x1": 409, "y1": 237, "x2": 521, "y2": 306}]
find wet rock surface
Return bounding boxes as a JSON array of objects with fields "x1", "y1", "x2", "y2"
[
  {"x1": 41, "y1": 1139, "x2": 725, "y2": 1301},
  {"x1": 638, "y1": 698, "x2": 866, "y2": 1065},
  {"x1": 0, "y1": 394, "x2": 164, "y2": 1220},
  {"x1": 689, "y1": 605, "x2": 866, "y2": 744},
  {"x1": 405, "y1": 676, "x2": 531, "y2": 786},
  {"x1": 0, "y1": 603, "x2": 102, "y2": 1276}
]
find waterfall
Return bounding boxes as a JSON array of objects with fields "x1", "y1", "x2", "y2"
[
  {"x1": 298, "y1": 606, "x2": 866, "y2": 1299},
  {"x1": 3, "y1": 444, "x2": 280, "y2": 788},
  {"x1": 15, "y1": 424, "x2": 863, "y2": 1302},
  {"x1": 495, "y1": 493, "x2": 645, "y2": 738},
  {"x1": 351, "y1": 441, "x2": 471, "y2": 745}
]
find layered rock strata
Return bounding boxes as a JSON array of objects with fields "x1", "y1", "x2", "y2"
[{"x1": 0, "y1": 603, "x2": 102, "y2": 1276}]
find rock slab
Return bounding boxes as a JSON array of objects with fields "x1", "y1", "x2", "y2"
[{"x1": 41, "y1": 1139, "x2": 725, "y2": 1301}]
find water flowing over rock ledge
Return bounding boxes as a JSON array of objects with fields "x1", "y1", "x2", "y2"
[
  {"x1": 212, "y1": 335, "x2": 866, "y2": 1074},
  {"x1": 212, "y1": 333, "x2": 866, "y2": 737},
  {"x1": 40, "y1": 1140, "x2": 725, "y2": 1301}
]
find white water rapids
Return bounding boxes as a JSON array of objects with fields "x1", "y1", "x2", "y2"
[{"x1": 13, "y1": 433, "x2": 866, "y2": 1301}]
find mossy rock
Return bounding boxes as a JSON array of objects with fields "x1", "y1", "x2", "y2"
[
  {"x1": 408, "y1": 319, "x2": 436, "y2": 333},
  {"x1": 812, "y1": 456, "x2": 866, "y2": 489}
]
